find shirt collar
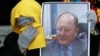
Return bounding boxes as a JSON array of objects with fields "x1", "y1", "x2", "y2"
[{"x1": 60, "y1": 43, "x2": 73, "y2": 51}]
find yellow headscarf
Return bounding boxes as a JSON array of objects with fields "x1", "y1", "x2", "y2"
[{"x1": 11, "y1": 0, "x2": 46, "y2": 50}]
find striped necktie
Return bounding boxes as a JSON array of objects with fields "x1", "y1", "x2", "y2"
[{"x1": 63, "y1": 47, "x2": 68, "y2": 56}]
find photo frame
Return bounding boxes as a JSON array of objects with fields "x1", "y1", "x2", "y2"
[{"x1": 41, "y1": 2, "x2": 90, "y2": 56}]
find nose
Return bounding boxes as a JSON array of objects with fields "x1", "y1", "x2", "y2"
[{"x1": 60, "y1": 29, "x2": 66, "y2": 36}]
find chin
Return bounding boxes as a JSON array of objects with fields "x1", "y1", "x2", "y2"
[{"x1": 59, "y1": 41, "x2": 69, "y2": 46}]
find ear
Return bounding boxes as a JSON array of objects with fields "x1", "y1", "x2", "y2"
[{"x1": 75, "y1": 28, "x2": 79, "y2": 37}]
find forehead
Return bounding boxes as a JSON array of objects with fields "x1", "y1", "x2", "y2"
[{"x1": 57, "y1": 13, "x2": 75, "y2": 27}]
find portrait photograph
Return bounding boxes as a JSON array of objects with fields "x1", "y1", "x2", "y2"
[{"x1": 41, "y1": 2, "x2": 90, "y2": 56}]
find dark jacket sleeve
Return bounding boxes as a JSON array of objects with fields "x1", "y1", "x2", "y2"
[
  {"x1": 0, "y1": 32, "x2": 40, "y2": 56},
  {"x1": 0, "y1": 32, "x2": 23, "y2": 56},
  {"x1": 90, "y1": 23, "x2": 100, "y2": 56}
]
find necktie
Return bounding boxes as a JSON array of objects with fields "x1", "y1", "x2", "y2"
[{"x1": 63, "y1": 47, "x2": 68, "y2": 56}]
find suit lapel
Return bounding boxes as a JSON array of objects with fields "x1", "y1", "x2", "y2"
[
  {"x1": 52, "y1": 40, "x2": 61, "y2": 56},
  {"x1": 72, "y1": 41, "x2": 79, "y2": 56},
  {"x1": 72, "y1": 39, "x2": 87, "y2": 56}
]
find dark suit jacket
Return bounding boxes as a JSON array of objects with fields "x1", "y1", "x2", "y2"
[{"x1": 42, "y1": 37, "x2": 87, "y2": 56}]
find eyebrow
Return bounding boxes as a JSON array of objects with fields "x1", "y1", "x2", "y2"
[{"x1": 57, "y1": 26, "x2": 71, "y2": 29}]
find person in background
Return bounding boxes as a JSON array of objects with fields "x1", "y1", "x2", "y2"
[
  {"x1": 88, "y1": 10, "x2": 100, "y2": 56},
  {"x1": 0, "y1": 0, "x2": 46, "y2": 56}
]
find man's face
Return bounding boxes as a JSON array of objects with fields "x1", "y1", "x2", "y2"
[{"x1": 56, "y1": 14, "x2": 79, "y2": 46}]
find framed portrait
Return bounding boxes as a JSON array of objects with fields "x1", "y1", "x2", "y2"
[{"x1": 41, "y1": 2, "x2": 90, "y2": 56}]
